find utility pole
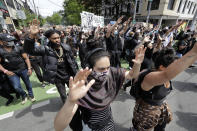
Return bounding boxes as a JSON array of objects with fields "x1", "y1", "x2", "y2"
[
  {"x1": 37, "y1": 7, "x2": 40, "y2": 16},
  {"x1": 133, "y1": 0, "x2": 137, "y2": 24},
  {"x1": 32, "y1": 0, "x2": 38, "y2": 18},
  {"x1": 146, "y1": 0, "x2": 152, "y2": 25},
  {"x1": 190, "y1": 9, "x2": 197, "y2": 31},
  {"x1": 101, "y1": 0, "x2": 105, "y2": 16}
]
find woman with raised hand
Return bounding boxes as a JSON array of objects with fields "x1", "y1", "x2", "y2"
[
  {"x1": 131, "y1": 42, "x2": 197, "y2": 131},
  {"x1": 54, "y1": 45, "x2": 146, "y2": 131}
]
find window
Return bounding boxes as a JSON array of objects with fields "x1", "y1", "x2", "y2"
[
  {"x1": 152, "y1": 0, "x2": 160, "y2": 10},
  {"x1": 168, "y1": 0, "x2": 175, "y2": 10},
  {"x1": 188, "y1": 2, "x2": 193, "y2": 14},
  {"x1": 182, "y1": 0, "x2": 188, "y2": 13},
  {"x1": 5, "y1": 0, "x2": 15, "y2": 9},
  {"x1": 192, "y1": 4, "x2": 196, "y2": 14},
  {"x1": 177, "y1": 0, "x2": 183, "y2": 12},
  {"x1": 187, "y1": 1, "x2": 191, "y2": 8},
  {"x1": 15, "y1": 1, "x2": 22, "y2": 10},
  {"x1": 136, "y1": 0, "x2": 140, "y2": 13},
  {"x1": 147, "y1": 0, "x2": 160, "y2": 10}
]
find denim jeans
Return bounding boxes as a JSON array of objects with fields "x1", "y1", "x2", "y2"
[{"x1": 8, "y1": 69, "x2": 34, "y2": 99}]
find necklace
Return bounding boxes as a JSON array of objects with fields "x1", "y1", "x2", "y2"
[{"x1": 55, "y1": 46, "x2": 63, "y2": 58}]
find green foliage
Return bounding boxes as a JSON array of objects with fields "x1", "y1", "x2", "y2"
[
  {"x1": 76, "y1": 0, "x2": 102, "y2": 13},
  {"x1": 45, "y1": 12, "x2": 62, "y2": 25},
  {"x1": 18, "y1": 8, "x2": 46, "y2": 28},
  {"x1": 63, "y1": 0, "x2": 85, "y2": 25}
]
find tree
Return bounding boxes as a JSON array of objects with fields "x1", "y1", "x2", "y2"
[
  {"x1": 45, "y1": 12, "x2": 62, "y2": 25},
  {"x1": 17, "y1": 8, "x2": 46, "y2": 28},
  {"x1": 77, "y1": 0, "x2": 102, "y2": 14},
  {"x1": 63, "y1": 0, "x2": 85, "y2": 25}
]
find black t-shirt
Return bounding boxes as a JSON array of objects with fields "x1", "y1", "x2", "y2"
[
  {"x1": 125, "y1": 38, "x2": 139, "y2": 51},
  {"x1": 55, "y1": 49, "x2": 70, "y2": 81},
  {"x1": 138, "y1": 70, "x2": 172, "y2": 106},
  {"x1": 106, "y1": 36, "x2": 122, "y2": 52},
  {"x1": 0, "y1": 46, "x2": 26, "y2": 73}
]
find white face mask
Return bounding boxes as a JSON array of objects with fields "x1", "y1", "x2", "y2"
[
  {"x1": 95, "y1": 70, "x2": 109, "y2": 76},
  {"x1": 114, "y1": 31, "x2": 118, "y2": 35},
  {"x1": 93, "y1": 70, "x2": 109, "y2": 81}
]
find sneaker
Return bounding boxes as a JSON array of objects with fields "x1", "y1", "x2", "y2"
[
  {"x1": 30, "y1": 97, "x2": 36, "y2": 102},
  {"x1": 6, "y1": 96, "x2": 14, "y2": 106},
  {"x1": 41, "y1": 83, "x2": 46, "y2": 88},
  {"x1": 45, "y1": 82, "x2": 50, "y2": 86},
  {"x1": 21, "y1": 97, "x2": 27, "y2": 105}
]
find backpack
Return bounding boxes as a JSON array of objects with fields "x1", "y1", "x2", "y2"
[{"x1": 129, "y1": 69, "x2": 152, "y2": 99}]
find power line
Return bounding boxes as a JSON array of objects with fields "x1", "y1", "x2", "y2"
[{"x1": 47, "y1": 0, "x2": 63, "y2": 8}]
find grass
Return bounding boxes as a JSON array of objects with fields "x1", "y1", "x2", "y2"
[{"x1": 0, "y1": 72, "x2": 59, "y2": 115}]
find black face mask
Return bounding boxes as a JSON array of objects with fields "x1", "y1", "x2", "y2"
[{"x1": 145, "y1": 47, "x2": 154, "y2": 59}]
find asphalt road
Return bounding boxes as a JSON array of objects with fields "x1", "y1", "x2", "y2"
[{"x1": 0, "y1": 66, "x2": 197, "y2": 131}]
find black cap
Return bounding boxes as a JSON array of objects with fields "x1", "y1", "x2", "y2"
[{"x1": 0, "y1": 34, "x2": 15, "y2": 42}]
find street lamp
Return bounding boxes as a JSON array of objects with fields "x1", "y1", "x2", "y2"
[{"x1": 133, "y1": 0, "x2": 137, "y2": 24}]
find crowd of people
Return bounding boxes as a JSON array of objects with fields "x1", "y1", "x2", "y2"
[{"x1": 0, "y1": 16, "x2": 196, "y2": 131}]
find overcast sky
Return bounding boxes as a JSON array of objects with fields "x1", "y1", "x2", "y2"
[{"x1": 27, "y1": 0, "x2": 64, "y2": 17}]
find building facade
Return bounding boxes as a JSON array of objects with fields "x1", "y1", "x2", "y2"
[
  {"x1": 102, "y1": 0, "x2": 135, "y2": 23},
  {"x1": 0, "y1": 0, "x2": 11, "y2": 31},
  {"x1": 0, "y1": 0, "x2": 29, "y2": 32},
  {"x1": 135, "y1": 0, "x2": 197, "y2": 27}
]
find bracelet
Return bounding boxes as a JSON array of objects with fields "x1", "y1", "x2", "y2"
[
  {"x1": 4, "y1": 70, "x2": 8, "y2": 74},
  {"x1": 28, "y1": 68, "x2": 32, "y2": 70}
]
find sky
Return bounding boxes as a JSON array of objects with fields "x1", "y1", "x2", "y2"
[{"x1": 26, "y1": 0, "x2": 64, "y2": 17}]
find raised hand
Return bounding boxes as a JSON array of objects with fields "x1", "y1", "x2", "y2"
[
  {"x1": 143, "y1": 36, "x2": 150, "y2": 43},
  {"x1": 29, "y1": 19, "x2": 40, "y2": 36},
  {"x1": 175, "y1": 20, "x2": 185, "y2": 29},
  {"x1": 73, "y1": 67, "x2": 92, "y2": 84},
  {"x1": 132, "y1": 45, "x2": 147, "y2": 65},
  {"x1": 128, "y1": 17, "x2": 132, "y2": 23},
  {"x1": 117, "y1": 16, "x2": 124, "y2": 24},
  {"x1": 68, "y1": 77, "x2": 95, "y2": 103}
]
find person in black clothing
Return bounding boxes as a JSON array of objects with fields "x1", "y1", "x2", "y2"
[
  {"x1": 0, "y1": 34, "x2": 35, "y2": 105},
  {"x1": 24, "y1": 20, "x2": 78, "y2": 104},
  {"x1": 29, "y1": 55, "x2": 45, "y2": 87},
  {"x1": 124, "y1": 32, "x2": 141, "y2": 68},
  {"x1": 105, "y1": 16, "x2": 131, "y2": 68},
  {"x1": 77, "y1": 33, "x2": 87, "y2": 68},
  {"x1": 176, "y1": 34, "x2": 190, "y2": 58},
  {"x1": 187, "y1": 33, "x2": 197, "y2": 52},
  {"x1": 131, "y1": 43, "x2": 197, "y2": 131},
  {"x1": 0, "y1": 40, "x2": 19, "y2": 106}
]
